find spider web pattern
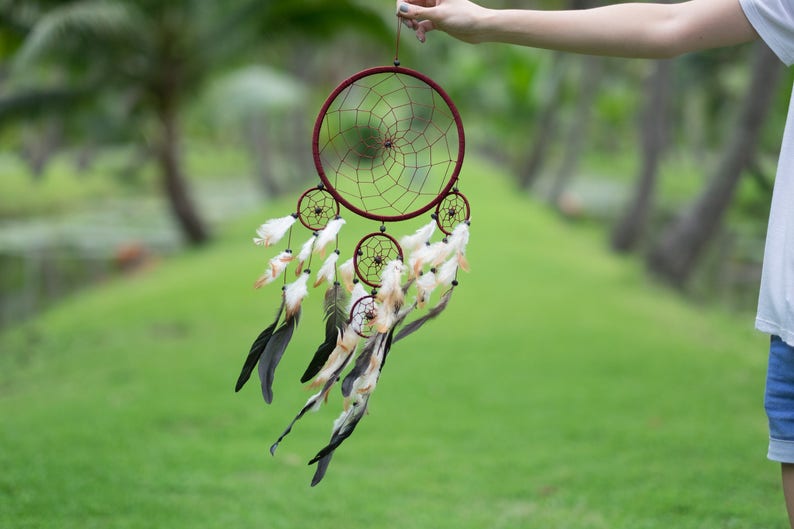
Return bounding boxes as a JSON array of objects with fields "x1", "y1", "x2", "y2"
[
  {"x1": 353, "y1": 233, "x2": 403, "y2": 288},
  {"x1": 296, "y1": 187, "x2": 340, "y2": 231},
  {"x1": 314, "y1": 67, "x2": 463, "y2": 221},
  {"x1": 349, "y1": 295, "x2": 378, "y2": 338},
  {"x1": 435, "y1": 190, "x2": 470, "y2": 235}
]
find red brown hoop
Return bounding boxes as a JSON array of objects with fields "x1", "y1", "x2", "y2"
[
  {"x1": 296, "y1": 186, "x2": 340, "y2": 231},
  {"x1": 434, "y1": 189, "x2": 471, "y2": 235},
  {"x1": 349, "y1": 295, "x2": 378, "y2": 338},
  {"x1": 313, "y1": 66, "x2": 465, "y2": 222},
  {"x1": 353, "y1": 232, "x2": 404, "y2": 288}
]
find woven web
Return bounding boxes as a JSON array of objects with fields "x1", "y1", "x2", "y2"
[
  {"x1": 297, "y1": 187, "x2": 339, "y2": 231},
  {"x1": 316, "y1": 71, "x2": 461, "y2": 220},
  {"x1": 354, "y1": 233, "x2": 403, "y2": 288}
]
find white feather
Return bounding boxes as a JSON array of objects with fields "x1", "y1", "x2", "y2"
[
  {"x1": 254, "y1": 250, "x2": 293, "y2": 288},
  {"x1": 435, "y1": 256, "x2": 459, "y2": 287},
  {"x1": 338, "y1": 257, "x2": 355, "y2": 292},
  {"x1": 375, "y1": 260, "x2": 404, "y2": 303},
  {"x1": 311, "y1": 328, "x2": 360, "y2": 387},
  {"x1": 399, "y1": 220, "x2": 436, "y2": 253},
  {"x1": 314, "y1": 251, "x2": 339, "y2": 288},
  {"x1": 253, "y1": 214, "x2": 297, "y2": 247},
  {"x1": 415, "y1": 270, "x2": 437, "y2": 308},
  {"x1": 295, "y1": 234, "x2": 316, "y2": 274},
  {"x1": 314, "y1": 217, "x2": 346, "y2": 256},
  {"x1": 284, "y1": 270, "x2": 310, "y2": 318},
  {"x1": 447, "y1": 222, "x2": 470, "y2": 253},
  {"x1": 409, "y1": 240, "x2": 451, "y2": 277},
  {"x1": 446, "y1": 222, "x2": 471, "y2": 271},
  {"x1": 375, "y1": 260, "x2": 405, "y2": 332}
]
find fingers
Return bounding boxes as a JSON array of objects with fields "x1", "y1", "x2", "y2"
[
  {"x1": 396, "y1": 1, "x2": 438, "y2": 43},
  {"x1": 415, "y1": 20, "x2": 436, "y2": 43}
]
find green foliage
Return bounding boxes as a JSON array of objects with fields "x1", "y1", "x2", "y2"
[{"x1": 0, "y1": 159, "x2": 782, "y2": 528}]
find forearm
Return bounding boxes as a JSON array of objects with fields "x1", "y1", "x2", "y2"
[
  {"x1": 478, "y1": 4, "x2": 685, "y2": 58},
  {"x1": 401, "y1": 0, "x2": 758, "y2": 59}
]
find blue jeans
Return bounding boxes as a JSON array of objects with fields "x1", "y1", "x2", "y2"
[{"x1": 766, "y1": 335, "x2": 794, "y2": 462}]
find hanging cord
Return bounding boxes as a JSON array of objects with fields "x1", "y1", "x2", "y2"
[{"x1": 394, "y1": 15, "x2": 402, "y2": 67}]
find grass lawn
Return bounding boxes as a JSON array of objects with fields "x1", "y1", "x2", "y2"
[{"x1": 0, "y1": 159, "x2": 783, "y2": 528}]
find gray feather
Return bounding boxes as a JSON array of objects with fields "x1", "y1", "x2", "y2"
[
  {"x1": 258, "y1": 309, "x2": 300, "y2": 404},
  {"x1": 301, "y1": 284, "x2": 349, "y2": 383},
  {"x1": 235, "y1": 299, "x2": 285, "y2": 392},
  {"x1": 393, "y1": 287, "x2": 453, "y2": 343}
]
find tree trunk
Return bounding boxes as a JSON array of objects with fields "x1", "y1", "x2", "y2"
[
  {"x1": 610, "y1": 59, "x2": 672, "y2": 253},
  {"x1": 546, "y1": 55, "x2": 602, "y2": 206},
  {"x1": 646, "y1": 43, "x2": 782, "y2": 286},
  {"x1": 155, "y1": 101, "x2": 211, "y2": 246},
  {"x1": 517, "y1": 51, "x2": 568, "y2": 190}
]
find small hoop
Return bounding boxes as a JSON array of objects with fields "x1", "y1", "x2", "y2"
[
  {"x1": 434, "y1": 190, "x2": 471, "y2": 235},
  {"x1": 353, "y1": 232, "x2": 404, "y2": 288},
  {"x1": 296, "y1": 186, "x2": 341, "y2": 231}
]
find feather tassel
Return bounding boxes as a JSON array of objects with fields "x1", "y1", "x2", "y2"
[
  {"x1": 314, "y1": 217, "x2": 345, "y2": 257},
  {"x1": 415, "y1": 269, "x2": 437, "y2": 308},
  {"x1": 254, "y1": 250, "x2": 294, "y2": 288},
  {"x1": 375, "y1": 260, "x2": 405, "y2": 332},
  {"x1": 393, "y1": 287, "x2": 454, "y2": 343},
  {"x1": 300, "y1": 283, "x2": 349, "y2": 383},
  {"x1": 257, "y1": 272, "x2": 309, "y2": 404},
  {"x1": 253, "y1": 214, "x2": 297, "y2": 247},
  {"x1": 313, "y1": 250, "x2": 340, "y2": 288},
  {"x1": 338, "y1": 257, "x2": 355, "y2": 292},
  {"x1": 295, "y1": 234, "x2": 317, "y2": 275},
  {"x1": 308, "y1": 395, "x2": 370, "y2": 486},
  {"x1": 446, "y1": 222, "x2": 471, "y2": 272},
  {"x1": 257, "y1": 309, "x2": 300, "y2": 404},
  {"x1": 409, "y1": 240, "x2": 451, "y2": 278},
  {"x1": 399, "y1": 220, "x2": 436, "y2": 253},
  {"x1": 234, "y1": 298, "x2": 285, "y2": 392},
  {"x1": 284, "y1": 270, "x2": 310, "y2": 320}
]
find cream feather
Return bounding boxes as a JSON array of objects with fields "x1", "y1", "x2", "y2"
[
  {"x1": 399, "y1": 220, "x2": 436, "y2": 253},
  {"x1": 314, "y1": 250, "x2": 340, "y2": 288},
  {"x1": 415, "y1": 269, "x2": 437, "y2": 308},
  {"x1": 309, "y1": 328, "x2": 360, "y2": 388},
  {"x1": 409, "y1": 240, "x2": 451, "y2": 277},
  {"x1": 338, "y1": 257, "x2": 355, "y2": 292},
  {"x1": 295, "y1": 234, "x2": 317, "y2": 275},
  {"x1": 254, "y1": 250, "x2": 294, "y2": 288},
  {"x1": 435, "y1": 256, "x2": 459, "y2": 287},
  {"x1": 284, "y1": 270, "x2": 310, "y2": 319},
  {"x1": 314, "y1": 217, "x2": 346, "y2": 257},
  {"x1": 446, "y1": 222, "x2": 471, "y2": 272},
  {"x1": 253, "y1": 214, "x2": 297, "y2": 247},
  {"x1": 374, "y1": 260, "x2": 405, "y2": 332}
]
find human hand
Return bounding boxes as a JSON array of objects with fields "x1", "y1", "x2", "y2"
[{"x1": 396, "y1": 0, "x2": 490, "y2": 44}]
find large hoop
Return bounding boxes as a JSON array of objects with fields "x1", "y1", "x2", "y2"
[{"x1": 313, "y1": 66, "x2": 465, "y2": 223}]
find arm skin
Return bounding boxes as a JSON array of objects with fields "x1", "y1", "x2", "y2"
[{"x1": 396, "y1": 0, "x2": 759, "y2": 59}]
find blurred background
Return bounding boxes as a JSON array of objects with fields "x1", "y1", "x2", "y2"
[
  {"x1": 0, "y1": 0, "x2": 788, "y2": 329},
  {"x1": 1, "y1": 1, "x2": 791, "y2": 528}
]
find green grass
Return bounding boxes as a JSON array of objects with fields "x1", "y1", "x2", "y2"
[{"x1": 0, "y1": 159, "x2": 784, "y2": 528}]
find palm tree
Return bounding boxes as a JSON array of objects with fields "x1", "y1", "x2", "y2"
[
  {"x1": 0, "y1": 0, "x2": 390, "y2": 245},
  {"x1": 646, "y1": 43, "x2": 784, "y2": 286}
]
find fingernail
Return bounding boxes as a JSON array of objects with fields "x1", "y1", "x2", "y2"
[{"x1": 399, "y1": 3, "x2": 409, "y2": 13}]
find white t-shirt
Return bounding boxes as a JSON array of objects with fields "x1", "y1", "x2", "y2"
[{"x1": 739, "y1": 0, "x2": 794, "y2": 343}]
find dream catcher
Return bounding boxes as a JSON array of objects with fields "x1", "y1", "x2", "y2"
[{"x1": 235, "y1": 20, "x2": 471, "y2": 486}]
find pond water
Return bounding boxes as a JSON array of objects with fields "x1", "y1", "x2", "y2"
[{"x1": 0, "y1": 179, "x2": 262, "y2": 330}]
